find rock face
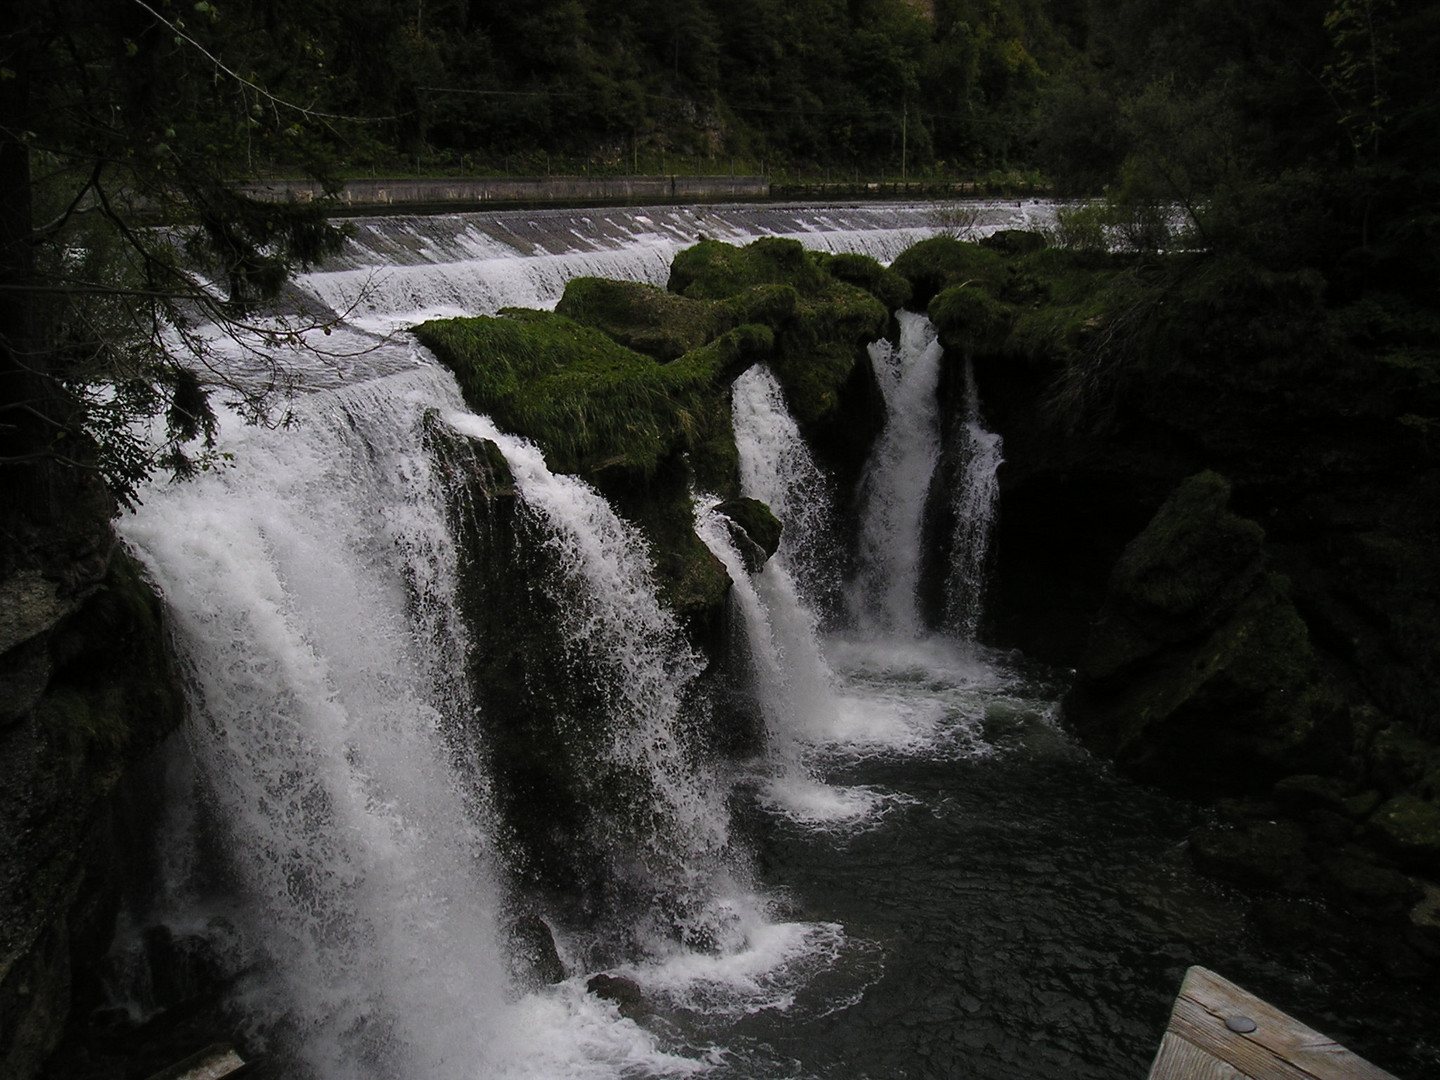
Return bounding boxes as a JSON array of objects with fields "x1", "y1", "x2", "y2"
[
  {"x1": 0, "y1": 543, "x2": 185, "y2": 1080},
  {"x1": 1065, "y1": 472, "x2": 1340, "y2": 793}
]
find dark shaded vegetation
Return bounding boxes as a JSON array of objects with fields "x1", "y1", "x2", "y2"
[{"x1": 891, "y1": 220, "x2": 1440, "y2": 987}]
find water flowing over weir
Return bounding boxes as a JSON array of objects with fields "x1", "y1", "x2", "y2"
[
  {"x1": 300, "y1": 200, "x2": 1051, "y2": 330},
  {"x1": 103, "y1": 202, "x2": 1440, "y2": 1080}
]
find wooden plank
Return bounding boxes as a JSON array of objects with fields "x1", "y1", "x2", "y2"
[
  {"x1": 1150, "y1": 967, "x2": 1398, "y2": 1080},
  {"x1": 1148, "y1": 1031, "x2": 1251, "y2": 1080},
  {"x1": 142, "y1": 1043, "x2": 247, "y2": 1080}
]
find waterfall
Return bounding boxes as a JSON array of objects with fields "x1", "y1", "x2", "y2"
[
  {"x1": 693, "y1": 502, "x2": 883, "y2": 827},
  {"x1": 945, "y1": 360, "x2": 1003, "y2": 639},
  {"x1": 441, "y1": 410, "x2": 744, "y2": 957},
  {"x1": 849, "y1": 311, "x2": 945, "y2": 636},
  {"x1": 730, "y1": 365, "x2": 841, "y2": 615},
  {"x1": 99, "y1": 203, "x2": 1045, "y2": 1078},
  {"x1": 117, "y1": 367, "x2": 722, "y2": 1079},
  {"x1": 119, "y1": 368, "x2": 511, "y2": 1078}
]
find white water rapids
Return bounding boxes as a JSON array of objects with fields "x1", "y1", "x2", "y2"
[{"x1": 113, "y1": 201, "x2": 1025, "y2": 1078}]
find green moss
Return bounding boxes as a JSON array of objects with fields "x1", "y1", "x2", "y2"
[
  {"x1": 811, "y1": 252, "x2": 911, "y2": 311},
  {"x1": 664, "y1": 238, "x2": 889, "y2": 429},
  {"x1": 415, "y1": 310, "x2": 718, "y2": 476},
  {"x1": 1112, "y1": 472, "x2": 1266, "y2": 618},
  {"x1": 667, "y1": 236, "x2": 827, "y2": 299},
  {"x1": 555, "y1": 277, "x2": 729, "y2": 361},
  {"x1": 713, "y1": 497, "x2": 782, "y2": 569},
  {"x1": 1370, "y1": 795, "x2": 1440, "y2": 870},
  {"x1": 928, "y1": 284, "x2": 1016, "y2": 355},
  {"x1": 890, "y1": 236, "x2": 1006, "y2": 308},
  {"x1": 722, "y1": 283, "x2": 800, "y2": 326}
]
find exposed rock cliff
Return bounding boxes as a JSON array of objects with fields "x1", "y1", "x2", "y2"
[{"x1": 1, "y1": 514, "x2": 184, "y2": 1079}]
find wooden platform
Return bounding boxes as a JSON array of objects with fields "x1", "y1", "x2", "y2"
[{"x1": 1147, "y1": 967, "x2": 1398, "y2": 1080}]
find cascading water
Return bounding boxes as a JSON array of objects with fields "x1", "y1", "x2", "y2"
[
  {"x1": 730, "y1": 365, "x2": 842, "y2": 616},
  {"x1": 88, "y1": 202, "x2": 1436, "y2": 1080},
  {"x1": 440, "y1": 411, "x2": 745, "y2": 956},
  {"x1": 118, "y1": 368, "x2": 517, "y2": 1078},
  {"x1": 944, "y1": 359, "x2": 1003, "y2": 639},
  {"x1": 849, "y1": 311, "x2": 945, "y2": 636}
]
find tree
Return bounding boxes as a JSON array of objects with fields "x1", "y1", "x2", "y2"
[{"x1": 1, "y1": 0, "x2": 349, "y2": 548}]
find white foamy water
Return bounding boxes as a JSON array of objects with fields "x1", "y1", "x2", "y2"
[
  {"x1": 297, "y1": 200, "x2": 1060, "y2": 333},
  {"x1": 443, "y1": 411, "x2": 727, "y2": 868},
  {"x1": 945, "y1": 359, "x2": 1003, "y2": 638},
  {"x1": 849, "y1": 311, "x2": 945, "y2": 636},
  {"x1": 731, "y1": 365, "x2": 842, "y2": 614},
  {"x1": 117, "y1": 365, "x2": 778, "y2": 1080}
]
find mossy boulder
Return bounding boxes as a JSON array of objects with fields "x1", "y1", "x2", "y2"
[
  {"x1": 1369, "y1": 795, "x2": 1440, "y2": 872},
  {"x1": 1319, "y1": 854, "x2": 1422, "y2": 913},
  {"x1": 811, "y1": 251, "x2": 912, "y2": 312},
  {"x1": 713, "y1": 497, "x2": 782, "y2": 573},
  {"x1": 415, "y1": 309, "x2": 735, "y2": 479},
  {"x1": 1065, "y1": 472, "x2": 1338, "y2": 792},
  {"x1": 890, "y1": 236, "x2": 1006, "y2": 309},
  {"x1": 666, "y1": 238, "x2": 889, "y2": 433},
  {"x1": 667, "y1": 236, "x2": 829, "y2": 299},
  {"x1": 1189, "y1": 820, "x2": 1314, "y2": 893},
  {"x1": 555, "y1": 277, "x2": 729, "y2": 361},
  {"x1": 928, "y1": 284, "x2": 1016, "y2": 355}
]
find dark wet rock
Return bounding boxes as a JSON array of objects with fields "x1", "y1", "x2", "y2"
[
  {"x1": 1411, "y1": 884, "x2": 1440, "y2": 950},
  {"x1": 1320, "y1": 854, "x2": 1422, "y2": 914},
  {"x1": 1368, "y1": 726, "x2": 1440, "y2": 792},
  {"x1": 1368, "y1": 795, "x2": 1440, "y2": 872},
  {"x1": 1343, "y1": 790, "x2": 1384, "y2": 821},
  {"x1": 1306, "y1": 808, "x2": 1361, "y2": 846},
  {"x1": 1274, "y1": 774, "x2": 1352, "y2": 814},
  {"x1": 1064, "y1": 472, "x2": 1340, "y2": 794},
  {"x1": 979, "y1": 229, "x2": 1049, "y2": 256},
  {"x1": 1189, "y1": 820, "x2": 1314, "y2": 894},
  {"x1": 586, "y1": 973, "x2": 649, "y2": 1021},
  {"x1": 714, "y1": 497, "x2": 782, "y2": 572},
  {"x1": 506, "y1": 912, "x2": 566, "y2": 988},
  {"x1": 1, "y1": 549, "x2": 185, "y2": 1080}
]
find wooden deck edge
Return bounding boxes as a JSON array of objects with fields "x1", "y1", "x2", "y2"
[{"x1": 1146, "y1": 966, "x2": 1399, "y2": 1080}]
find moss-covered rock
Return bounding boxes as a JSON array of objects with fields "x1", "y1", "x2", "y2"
[
  {"x1": 713, "y1": 497, "x2": 782, "y2": 573},
  {"x1": 1189, "y1": 820, "x2": 1314, "y2": 893},
  {"x1": 416, "y1": 310, "x2": 719, "y2": 477},
  {"x1": 1320, "y1": 854, "x2": 1422, "y2": 913},
  {"x1": 811, "y1": 251, "x2": 912, "y2": 312},
  {"x1": 667, "y1": 236, "x2": 829, "y2": 299},
  {"x1": 928, "y1": 283, "x2": 1016, "y2": 355},
  {"x1": 890, "y1": 236, "x2": 1006, "y2": 309},
  {"x1": 555, "y1": 277, "x2": 730, "y2": 362},
  {"x1": 665, "y1": 237, "x2": 889, "y2": 433},
  {"x1": 1065, "y1": 472, "x2": 1338, "y2": 792},
  {"x1": 1369, "y1": 795, "x2": 1440, "y2": 872}
]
